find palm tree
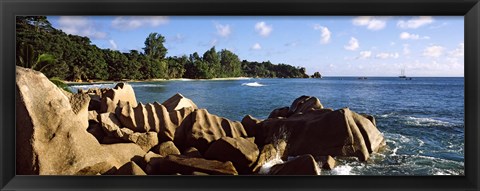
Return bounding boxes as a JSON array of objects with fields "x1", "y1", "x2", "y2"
[
  {"x1": 17, "y1": 42, "x2": 56, "y2": 72},
  {"x1": 17, "y1": 42, "x2": 72, "y2": 93}
]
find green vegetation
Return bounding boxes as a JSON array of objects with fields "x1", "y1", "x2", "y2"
[{"x1": 16, "y1": 16, "x2": 310, "y2": 81}]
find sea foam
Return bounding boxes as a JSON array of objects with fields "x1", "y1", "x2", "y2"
[{"x1": 241, "y1": 82, "x2": 266, "y2": 87}]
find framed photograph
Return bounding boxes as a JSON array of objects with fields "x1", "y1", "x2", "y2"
[{"x1": 1, "y1": 0, "x2": 479, "y2": 190}]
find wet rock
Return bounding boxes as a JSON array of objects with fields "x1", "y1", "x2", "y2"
[
  {"x1": 258, "y1": 107, "x2": 385, "y2": 161},
  {"x1": 269, "y1": 155, "x2": 320, "y2": 175},
  {"x1": 252, "y1": 140, "x2": 288, "y2": 172},
  {"x1": 317, "y1": 155, "x2": 336, "y2": 170}
]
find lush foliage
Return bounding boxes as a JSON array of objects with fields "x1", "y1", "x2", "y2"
[{"x1": 16, "y1": 16, "x2": 310, "y2": 81}]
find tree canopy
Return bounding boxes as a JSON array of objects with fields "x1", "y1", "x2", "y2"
[{"x1": 16, "y1": 16, "x2": 311, "y2": 81}]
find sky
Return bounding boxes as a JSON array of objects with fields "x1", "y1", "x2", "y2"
[{"x1": 48, "y1": 16, "x2": 464, "y2": 77}]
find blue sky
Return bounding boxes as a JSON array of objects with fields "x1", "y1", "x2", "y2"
[{"x1": 48, "y1": 16, "x2": 464, "y2": 77}]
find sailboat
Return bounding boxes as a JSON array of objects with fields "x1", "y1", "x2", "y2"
[{"x1": 399, "y1": 68, "x2": 407, "y2": 78}]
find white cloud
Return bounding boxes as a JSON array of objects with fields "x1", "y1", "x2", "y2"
[
  {"x1": 313, "y1": 25, "x2": 331, "y2": 44},
  {"x1": 449, "y1": 43, "x2": 464, "y2": 57},
  {"x1": 399, "y1": 32, "x2": 430, "y2": 40},
  {"x1": 358, "y1": 51, "x2": 372, "y2": 59},
  {"x1": 397, "y1": 16, "x2": 434, "y2": 29},
  {"x1": 57, "y1": 16, "x2": 107, "y2": 39},
  {"x1": 376, "y1": 52, "x2": 399, "y2": 59},
  {"x1": 403, "y1": 44, "x2": 411, "y2": 55},
  {"x1": 255, "y1": 22, "x2": 273, "y2": 37},
  {"x1": 215, "y1": 23, "x2": 231, "y2": 37},
  {"x1": 251, "y1": 43, "x2": 262, "y2": 50},
  {"x1": 108, "y1": 40, "x2": 118, "y2": 50},
  {"x1": 344, "y1": 37, "x2": 359, "y2": 51},
  {"x1": 352, "y1": 16, "x2": 388, "y2": 31},
  {"x1": 423, "y1": 45, "x2": 445, "y2": 57},
  {"x1": 111, "y1": 16, "x2": 168, "y2": 30}
]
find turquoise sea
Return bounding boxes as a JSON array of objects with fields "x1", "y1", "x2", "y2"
[{"x1": 70, "y1": 77, "x2": 464, "y2": 175}]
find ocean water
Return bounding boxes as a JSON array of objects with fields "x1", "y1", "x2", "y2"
[{"x1": 69, "y1": 77, "x2": 465, "y2": 175}]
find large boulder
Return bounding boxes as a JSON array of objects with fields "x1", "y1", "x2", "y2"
[
  {"x1": 269, "y1": 154, "x2": 320, "y2": 175},
  {"x1": 155, "y1": 141, "x2": 181, "y2": 157},
  {"x1": 16, "y1": 66, "x2": 120, "y2": 175},
  {"x1": 267, "y1": 106, "x2": 289, "y2": 119},
  {"x1": 102, "y1": 143, "x2": 147, "y2": 167},
  {"x1": 147, "y1": 155, "x2": 238, "y2": 175},
  {"x1": 179, "y1": 109, "x2": 249, "y2": 153},
  {"x1": 64, "y1": 92, "x2": 91, "y2": 129},
  {"x1": 288, "y1": 95, "x2": 323, "y2": 116},
  {"x1": 317, "y1": 155, "x2": 336, "y2": 170},
  {"x1": 100, "y1": 83, "x2": 137, "y2": 113},
  {"x1": 257, "y1": 107, "x2": 385, "y2": 161},
  {"x1": 162, "y1": 93, "x2": 198, "y2": 111},
  {"x1": 252, "y1": 139, "x2": 288, "y2": 172},
  {"x1": 241, "y1": 115, "x2": 262, "y2": 137},
  {"x1": 267, "y1": 96, "x2": 324, "y2": 119},
  {"x1": 204, "y1": 137, "x2": 259, "y2": 174},
  {"x1": 183, "y1": 147, "x2": 202, "y2": 158},
  {"x1": 115, "y1": 101, "x2": 194, "y2": 142},
  {"x1": 115, "y1": 161, "x2": 147, "y2": 175}
]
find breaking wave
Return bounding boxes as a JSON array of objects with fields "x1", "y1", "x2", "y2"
[{"x1": 241, "y1": 82, "x2": 266, "y2": 87}]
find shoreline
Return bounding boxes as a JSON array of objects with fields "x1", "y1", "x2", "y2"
[{"x1": 65, "y1": 77, "x2": 254, "y2": 85}]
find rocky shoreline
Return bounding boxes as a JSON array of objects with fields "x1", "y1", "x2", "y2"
[{"x1": 16, "y1": 66, "x2": 385, "y2": 175}]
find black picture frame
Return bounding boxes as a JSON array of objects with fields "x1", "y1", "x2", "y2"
[{"x1": 1, "y1": 0, "x2": 479, "y2": 190}]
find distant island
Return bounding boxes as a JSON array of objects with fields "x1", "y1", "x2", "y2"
[{"x1": 16, "y1": 16, "x2": 321, "y2": 82}]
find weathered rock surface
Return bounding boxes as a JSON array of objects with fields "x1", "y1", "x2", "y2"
[
  {"x1": 115, "y1": 100, "x2": 194, "y2": 143},
  {"x1": 88, "y1": 110, "x2": 99, "y2": 123},
  {"x1": 102, "y1": 143, "x2": 146, "y2": 167},
  {"x1": 100, "y1": 83, "x2": 138, "y2": 113},
  {"x1": 204, "y1": 137, "x2": 259, "y2": 174},
  {"x1": 16, "y1": 66, "x2": 385, "y2": 175},
  {"x1": 162, "y1": 93, "x2": 198, "y2": 111},
  {"x1": 318, "y1": 155, "x2": 336, "y2": 170},
  {"x1": 156, "y1": 141, "x2": 181, "y2": 156},
  {"x1": 267, "y1": 106, "x2": 289, "y2": 119},
  {"x1": 252, "y1": 139, "x2": 288, "y2": 172},
  {"x1": 257, "y1": 107, "x2": 385, "y2": 161},
  {"x1": 181, "y1": 109, "x2": 249, "y2": 153},
  {"x1": 269, "y1": 155, "x2": 320, "y2": 175},
  {"x1": 183, "y1": 147, "x2": 202, "y2": 158},
  {"x1": 16, "y1": 66, "x2": 121, "y2": 175},
  {"x1": 147, "y1": 155, "x2": 238, "y2": 175},
  {"x1": 116, "y1": 161, "x2": 147, "y2": 175},
  {"x1": 241, "y1": 115, "x2": 262, "y2": 137},
  {"x1": 288, "y1": 95, "x2": 323, "y2": 116},
  {"x1": 65, "y1": 92, "x2": 91, "y2": 129}
]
